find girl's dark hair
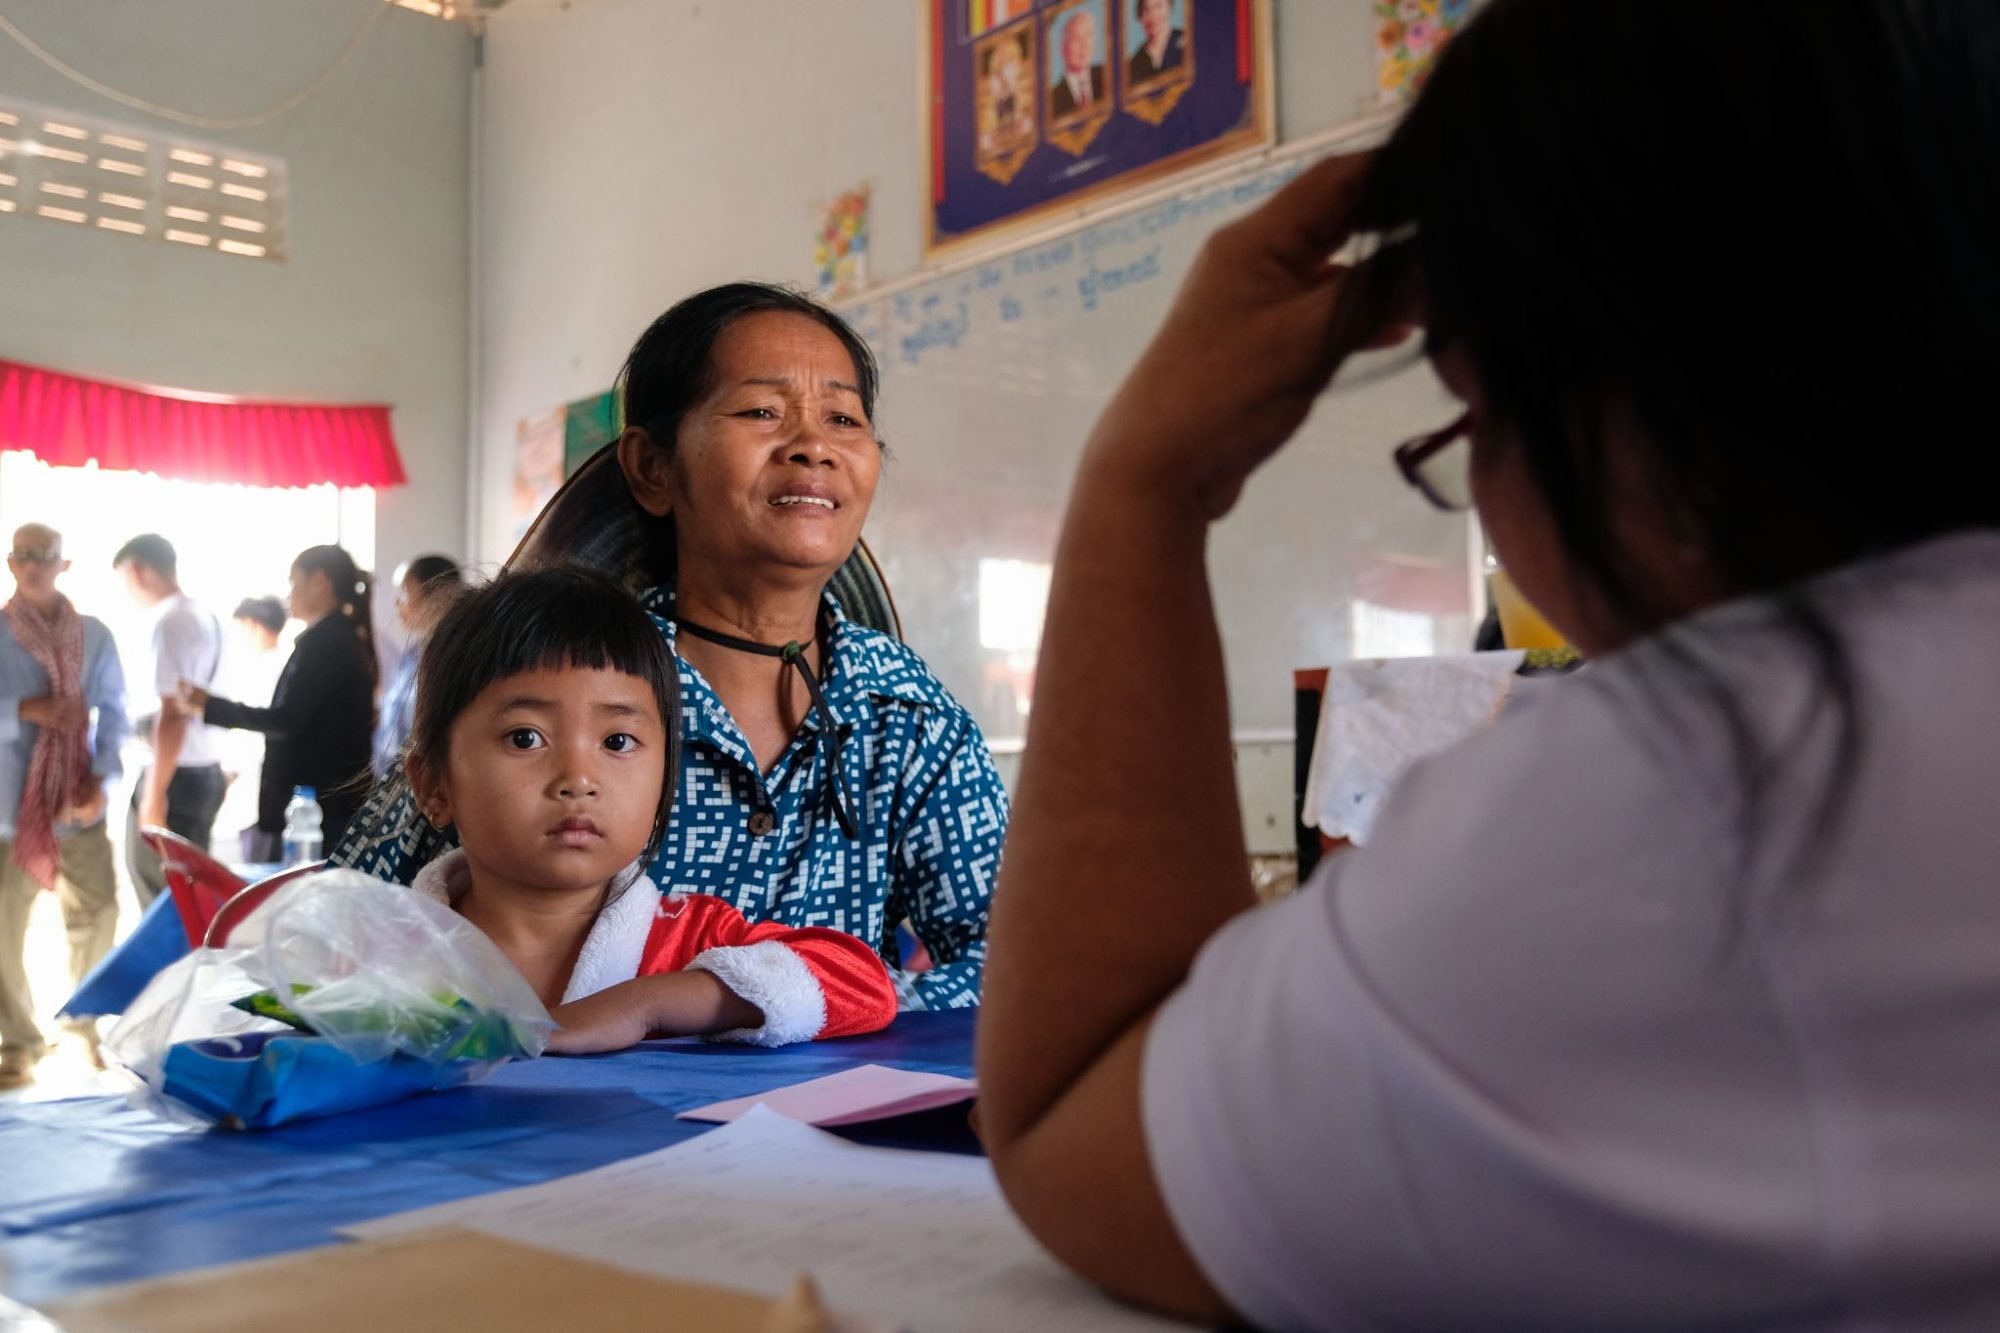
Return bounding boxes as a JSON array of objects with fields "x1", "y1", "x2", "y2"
[
  {"x1": 400, "y1": 554, "x2": 462, "y2": 594},
  {"x1": 616, "y1": 283, "x2": 881, "y2": 581},
  {"x1": 232, "y1": 595, "x2": 286, "y2": 636},
  {"x1": 1338, "y1": 0, "x2": 2000, "y2": 890},
  {"x1": 407, "y1": 566, "x2": 681, "y2": 875},
  {"x1": 292, "y1": 545, "x2": 377, "y2": 687}
]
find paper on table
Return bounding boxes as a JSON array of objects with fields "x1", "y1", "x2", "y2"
[
  {"x1": 344, "y1": 1106, "x2": 1183, "y2": 1333},
  {"x1": 677, "y1": 1063, "x2": 977, "y2": 1126}
]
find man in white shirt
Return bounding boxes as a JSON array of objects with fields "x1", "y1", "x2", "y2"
[{"x1": 113, "y1": 534, "x2": 224, "y2": 904}]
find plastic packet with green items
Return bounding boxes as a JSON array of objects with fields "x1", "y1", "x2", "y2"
[
  {"x1": 229, "y1": 984, "x2": 539, "y2": 1061},
  {"x1": 106, "y1": 869, "x2": 555, "y2": 1127}
]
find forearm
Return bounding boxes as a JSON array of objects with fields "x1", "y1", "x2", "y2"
[
  {"x1": 203, "y1": 693, "x2": 293, "y2": 737},
  {"x1": 996, "y1": 1017, "x2": 1234, "y2": 1323},
  {"x1": 547, "y1": 971, "x2": 764, "y2": 1054},
  {"x1": 978, "y1": 443, "x2": 1255, "y2": 1151},
  {"x1": 641, "y1": 969, "x2": 764, "y2": 1033},
  {"x1": 147, "y1": 712, "x2": 188, "y2": 802}
]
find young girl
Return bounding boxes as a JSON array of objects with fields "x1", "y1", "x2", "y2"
[{"x1": 399, "y1": 566, "x2": 896, "y2": 1053}]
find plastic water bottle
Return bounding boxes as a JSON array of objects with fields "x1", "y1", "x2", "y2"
[{"x1": 282, "y1": 786, "x2": 324, "y2": 868}]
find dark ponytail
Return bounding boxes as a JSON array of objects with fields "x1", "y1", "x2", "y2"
[{"x1": 293, "y1": 544, "x2": 377, "y2": 687}]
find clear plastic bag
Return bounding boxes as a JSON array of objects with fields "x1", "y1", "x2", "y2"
[{"x1": 106, "y1": 869, "x2": 553, "y2": 1127}]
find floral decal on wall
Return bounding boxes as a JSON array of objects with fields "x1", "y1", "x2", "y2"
[
  {"x1": 815, "y1": 185, "x2": 871, "y2": 301},
  {"x1": 1374, "y1": 0, "x2": 1476, "y2": 106}
]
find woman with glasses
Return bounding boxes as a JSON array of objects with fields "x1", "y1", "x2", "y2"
[{"x1": 979, "y1": 1, "x2": 2000, "y2": 1327}]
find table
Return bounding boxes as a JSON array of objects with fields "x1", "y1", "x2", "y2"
[{"x1": 0, "y1": 1010, "x2": 978, "y2": 1307}]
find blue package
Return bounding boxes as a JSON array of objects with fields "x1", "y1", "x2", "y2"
[{"x1": 158, "y1": 1030, "x2": 495, "y2": 1130}]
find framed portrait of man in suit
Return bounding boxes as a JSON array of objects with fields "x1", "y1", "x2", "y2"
[{"x1": 1044, "y1": 0, "x2": 1113, "y2": 153}]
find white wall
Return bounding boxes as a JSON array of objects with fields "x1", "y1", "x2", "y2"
[
  {"x1": 0, "y1": 0, "x2": 474, "y2": 604},
  {"x1": 473, "y1": 0, "x2": 1388, "y2": 563}
]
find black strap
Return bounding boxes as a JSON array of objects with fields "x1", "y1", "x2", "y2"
[{"x1": 673, "y1": 616, "x2": 859, "y2": 839}]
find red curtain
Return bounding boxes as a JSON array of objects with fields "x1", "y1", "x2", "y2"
[{"x1": 0, "y1": 358, "x2": 405, "y2": 489}]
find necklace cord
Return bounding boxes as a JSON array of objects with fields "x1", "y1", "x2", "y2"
[{"x1": 674, "y1": 617, "x2": 860, "y2": 839}]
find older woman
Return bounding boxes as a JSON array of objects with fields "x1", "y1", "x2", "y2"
[
  {"x1": 336, "y1": 285, "x2": 1004, "y2": 1009},
  {"x1": 980, "y1": 0, "x2": 2000, "y2": 1328}
]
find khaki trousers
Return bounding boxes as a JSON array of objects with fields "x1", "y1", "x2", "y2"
[{"x1": 0, "y1": 822, "x2": 119, "y2": 1058}]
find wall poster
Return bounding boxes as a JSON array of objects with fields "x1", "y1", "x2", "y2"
[
  {"x1": 927, "y1": 0, "x2": 1273, "y2": 258},
  {"x1": 511, "y1": 389, "x2": 621, "y2": 542},
  {"x1": 1372, "y1": 0, "x2": 1476, "y2": 107},
  {"x1": 815, "y1": 185, "x2": 872, "y2": 300}
]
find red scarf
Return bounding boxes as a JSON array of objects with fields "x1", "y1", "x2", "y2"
[{"x1": 4, "y1": 592, "x2": 91, "y2": 890}]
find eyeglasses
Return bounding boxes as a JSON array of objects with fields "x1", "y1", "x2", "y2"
[
  {"x1": 8, "y1": 547, "x2": 61, "y2": 564},
  {"x1": 1393, "y1": 412, "x2": 1473, "y2": 513}
]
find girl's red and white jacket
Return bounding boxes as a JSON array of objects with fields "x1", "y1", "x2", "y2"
[{"x1": 412, "y1": 849, "x2": 897, "y2": 1046}]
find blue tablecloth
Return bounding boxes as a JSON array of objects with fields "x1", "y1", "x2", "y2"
[{"x1": 0, "y1": 1010, "x2": 978, "y2": 1306}]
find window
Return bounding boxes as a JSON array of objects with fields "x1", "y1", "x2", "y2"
[
  {"x1": 387, "y1": 0, "x2": 492, "y2": 18},
  {"x1": 1348, "y1": 599, "x2": 1439, "y2": 660},
  {"x1": 0, "y1": 98, "x2": 287, "y2": 261}
]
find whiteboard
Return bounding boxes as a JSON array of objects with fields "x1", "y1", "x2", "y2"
[{"x1": 841, "y1": 127, "x2": 1476, "y2": 745}]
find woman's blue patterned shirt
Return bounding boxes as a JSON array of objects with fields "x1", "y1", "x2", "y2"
[{"x1": 642, "y1": 585, "x2": 1005, "y2": 1009}]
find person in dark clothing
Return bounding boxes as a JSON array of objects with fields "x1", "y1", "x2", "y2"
[{"x1": 182, "y1": 545, "x2": 376, "y2": 850}]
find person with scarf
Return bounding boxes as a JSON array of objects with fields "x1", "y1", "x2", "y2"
[{"x1": 2, "y1": 525, "x2": 129, "y2": 1086}]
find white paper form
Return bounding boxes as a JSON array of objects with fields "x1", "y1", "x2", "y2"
[{"x1": 343, "y1": 1106, "x2": 1186, "y2": 1333}]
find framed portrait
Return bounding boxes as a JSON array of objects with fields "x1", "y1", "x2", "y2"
[
  {"x1": 1043, "y1": 0, "x2": 1113, "y2": 154},
  {"x1": 967, "y1": 0, "x2": 1036, "y2": 37},
  {"x1": 925, "y1": 0, "x2": 1274, "y2": 260},
  {"x1": 974, "y1": 21, "x2": 1038, "y2": 184},
  {"x1": 1122, "y1": 0, "x2": 1195, "y2": 123}
]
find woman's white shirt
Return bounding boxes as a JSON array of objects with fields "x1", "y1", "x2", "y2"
[{"x1": 1143, "y1": 531, "x2": 2000, "y2": 1332}]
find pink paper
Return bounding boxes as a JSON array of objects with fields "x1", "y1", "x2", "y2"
[{"x1": 677, "y1": 1064, "x2": 978, "y2": 1127}]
